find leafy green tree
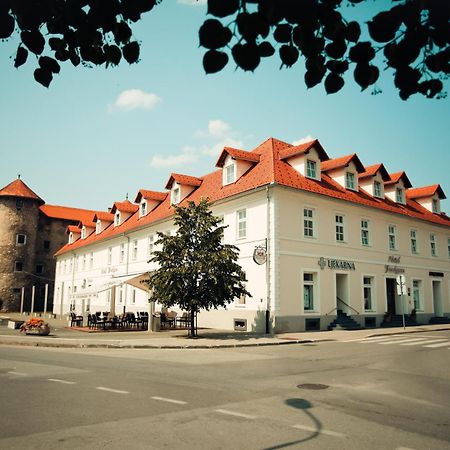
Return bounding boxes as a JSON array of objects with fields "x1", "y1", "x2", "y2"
[
  {"x1": 148, "y1": 199, "x2": 249, "y2": 337},
  {"x1": 2, "y1": 0, "x2": 449, "y2": 99}
]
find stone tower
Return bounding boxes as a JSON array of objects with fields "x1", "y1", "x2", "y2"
[{"x1": 0, "y1": 178, "x2": 44, "y2": 311}]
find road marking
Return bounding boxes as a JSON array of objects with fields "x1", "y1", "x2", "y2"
[
  {"x1": 214, "y1": 409, "x2": 257, "y2": 420},
  {"x1": 96, "y1": 387, "x2": 129, "y2": 394},
  {"x1": 423, "y1": 341, "x2": 450, "y2": 348},
  {"x1": 48, "y1": 378, "x2": 76, "y2": 385},
  {"x1": 292, "y1": 424, "x2": 346, "y2": 438},
  {"x1": 7, "y1": 371, "x2": 27, "y2": 376},
  {"x1": 396, "y1": 447, "x2": 416, "y2": 450},
  {"x1": 378, "y1": 338, "x2": 428, "y2": 345},
  {"x1": 347, "y1": 335, "x2": 400, "y2": 343},
  {"x1": 151, "y1": 396, "x2": 187, "y2": 405},
  {"x1": 400, "y1": 339, "x2": 447, "y2": 346}
]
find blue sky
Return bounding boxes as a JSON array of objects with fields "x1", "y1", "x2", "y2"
[{"x1": 1, "y1": 0, "x2": 449, "y2": 212}]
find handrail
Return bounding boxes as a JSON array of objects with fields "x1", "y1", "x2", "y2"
[
  {"x1": 325, "y1": 306, "x2": 337, "y2": 316},
  {"x1": 337, "y1": 296, "x2": 360, "y2": 315}
]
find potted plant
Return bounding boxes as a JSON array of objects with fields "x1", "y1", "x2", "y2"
[{"x1": 20, "y1": 318, "x2": 50, "y2": 336}]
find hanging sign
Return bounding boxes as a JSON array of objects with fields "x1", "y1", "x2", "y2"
[{"x1": 253, "y1": 245, "x2": 267, "y2": 265}]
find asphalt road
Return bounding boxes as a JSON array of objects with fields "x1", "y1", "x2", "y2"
[{"x1": 0, "y1": 331, "x2": 449, "y2": 450}]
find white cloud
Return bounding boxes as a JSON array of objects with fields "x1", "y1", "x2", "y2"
[
  {"x1": 201, "y1": 138, "x2": 244, "y2": 157},
  {"x1": 109, "y1": 89, "x2": 162, "y2": 112},
  {"x1": 178, "y1": 0, "x2": 207, "y2": 5},
  {"x1": 149, "y1": 146, "x2": 198, "y2": 168},
  {"x1": 292, "y1": 135, "x2": 315, "y2": 146},
  {"x1": 195, "y1": 119, "x2": 232, "y2": 138}
]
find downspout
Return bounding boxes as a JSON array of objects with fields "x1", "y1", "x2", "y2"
[
  {"x1": 265, "y1": 185, "x2": 271, "y2": 334},
  {"x1": 70, "y1": 251, "x2": 76, "y2": 315},
  {"x1": 124, "y1": 234, "x2": 130, "y2": 314}
]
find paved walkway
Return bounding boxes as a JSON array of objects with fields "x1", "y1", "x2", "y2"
[{"x1": 1, "y1": 313, "x2": 449, "y2": 349}]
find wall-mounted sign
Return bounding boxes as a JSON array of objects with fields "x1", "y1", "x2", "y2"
[
  {"x1": 429, "y1": 272, "x2": 444, "y2": 277},
  {"x1": 318, "y1": 257, "x2": 355, "y2": 270},
  {"x1": 385, "y1": 256, "x2": 404, "y2": 274},
  {"x1": 253, "y1": 246, "x2": 267, "y2": 265}
]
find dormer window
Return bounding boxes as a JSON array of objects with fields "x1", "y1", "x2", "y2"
[
  {"x1": 140, "y1": 201, "x2": 147, "y2": 217},
  {"x1": 432, "y1": 198, "x2": 439, "y2": 213},
  {"x1": 96, "y1": 220, "x2": 101, "y2": 234},
  {"x1": 172, "y1": 187, "x2": 180, "y2": 205},
  {"x1": 115, "y1": 211, "x2": 121, "y2": 226},
  {"x1": 69, "y1": 232, "x2": 74, "y2": 244},
  {"x1": 224, "y1": 163, "x2": 236, "y2": 185},
  {"x1": 345, "y1": 172, "x2": 356, "y2": 190},
  {"x1": 374, "y1": 181, "x2": 382, "y2": 198},
  {"x1": 396, "y1": 187, "x2": 404, "y2": 203},
  {"x1": 81, "y1": 227, "x2": 86, "y2": 239},
  {"x1": 306, "y1": 160, "x2": 317, "y2": 179}
]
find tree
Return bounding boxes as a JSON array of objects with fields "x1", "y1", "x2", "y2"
[
  {"x1": 147, "y1": 199, "x2": 249, "y2": 337},
  {"x1": 1, "y1": 1, "x2": 449, "y2": 99}
]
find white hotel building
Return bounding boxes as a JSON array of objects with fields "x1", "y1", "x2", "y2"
[{"x1": 53, "y1": 138, "x2": 450, "y2": 332}]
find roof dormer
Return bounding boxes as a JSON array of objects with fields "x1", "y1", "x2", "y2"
[
  {"x1": 407, "y1": 184, "x2": 446, "y2": 214},
  {"x1": 385, "y1": 171, "x2": 412, "y2": 205},
  {"x1": 93, "y1": 211, "x2": 114, "y2": 234},
  {"x1": 165, "y1": 173, "x2": 202, "y2": 205},
  {"x1": 78, "y1": 220, "x2": 95, "y2": 239},
  {"x1": 216, "y1": 147, "x2": 261, "y2": 186},
  {"x1": 110, "y1": 200, "x2": 139, "y2": 227},
  {"x1": 278, "y1": 139, "x2": 329, "y2": 181},
  {"x1": 321, "y1": 154, "x2": 365, "y2": 191},
  {"x1": 134, "y1": 190, "x2": 167, "y2": 218},
  {"x1": 67, "y1": 225, "x2": 81, "y2": 244},
  {"x1": 359, "y1": 163, "x2": 390, "y2": 199}
]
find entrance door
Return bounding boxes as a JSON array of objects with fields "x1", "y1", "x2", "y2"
[
  {"x1": 336, "y1": 273, "x2": 349, "y2": 314},
  {"x1": 386, "y1": 278, "x2": 396, "y2": 315},
  {"x1": 432, "y1": 280, "x2": 443, "y2": 317}
]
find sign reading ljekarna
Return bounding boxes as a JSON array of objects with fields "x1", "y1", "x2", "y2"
[{"x1": 318, "y1": 257, "x2": 355, "y2": 270}]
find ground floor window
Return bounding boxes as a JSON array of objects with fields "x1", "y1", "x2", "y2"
[
  {"x1": 363, "y1": 276, "x2": 374, "y2": 311},
  {"x1": 412, "y1": 280, "x2": 422, "y2": 311},
  {"x1": 303, "y1": 272, "x2": 316, "y2": 311}
]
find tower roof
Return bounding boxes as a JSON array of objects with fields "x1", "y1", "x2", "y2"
[{"x1": 0, "y1": 178, "x2": 44, "y2": 204}]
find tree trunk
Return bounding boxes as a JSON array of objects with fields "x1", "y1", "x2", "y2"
[{"x1": 189, "y1": 307, "x2": 196, "y2": 337}]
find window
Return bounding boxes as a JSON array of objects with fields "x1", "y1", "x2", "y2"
[
  {"x1": 89, "y1": 252, "x2": 94, "y2": 269},
  {"x1": 148, "y1": 235, "x2": 155, "y2": 257},
  {"x1": 216, "y1": 216, "x2": 225, "y2": 243},
  {"x1": 345, "y1": 172, "x2": 356, "y2": 190},
  {"x1": 140, "y1": 201, "x2": 147, "y2": 217},
  {"x1": 361, "y1": 219, "x2": 370, "y2": 246},
  {"x1": 81, "y1": 227, "x2": 86, "y2": 239},
  {"x1": 410, "y1": 230, "x2": 418, "y2": 254},
  {"x1": 36, "y1": 264, "x2": 43, "y2": 274},
  {"x1": 115, "y1": 211, "x2": 121, "y2": 226},
  {"x1": 363, "y1": 276, "x2": 373, "y2": 310},
  {"x1": 107, "y1": 247, "x2": 112, "y2": 265},
  {"x1": 432, "y1": 198, "x2": 439, "y2": 213},
  {"x1": 224, "y1": 164, "x2": 236, "y2": 184},
  {"x1": 373, "y1": 180, "x2": 382, "y2": 198},
  {"x1": 96, "y1": 220, "x2": 101, "y2": 234},
  {"x1": 396, "y1": 187, "x2": 404, "y2": 203},
  {"x1": 388, "y1": 225, "x2": 397, "y2": 250},
  {"x1": 16, "y1": 198, "x2": 23, "y2": 210},
  {"x1": 75, "y1": 256, "x2": 80, "y2": 272},
  {"x1": 303, "y1": 208, "x2": 315, "y2": 238},
  {"x1": 430, "y1": 234, "x2": 437, "y2": 256},
  {"x1": 16, "y1": 234, "x2": 26, "y2": 245},
  {"x1": 69, "y1": 258, "x2": 73, "y2": 273},
  {"x1": 335, "y1": 215, "x2": 345, "y2": 242},
  {"x1": 306, "y1": 160, "x2": 317, "y2": 179},
  {"x1": 237, "y1": 209, "x2": 247, "y2": 239},
  {"x1": 68, "y1": 232, "x2": 74, "y2": 244},
  {"x1": 43, "y1": 240, "x2": 50, "y2": 250},
  {"x1": 118, "y1": 285, "x2": 123, "y2": 303},
  {"x1": 172, "y1": 187, "x2": 180, "y2": 204},
  {"x1": 448, "y1": 238, "x2": 450, "y2": 259},
  {"x1": 14, "y1": 261, "x2": 23, "y2": 272},
  {"x1": 303, "y1": 273, "x2": 315, "y2": 311},
  {"x1": 237, "y1": 272, "x2": 247, "y2": 305},
  {"x1": 132, "y1": 240, "x2": 138, "y2": 260},
  {"x1": 412, "y1": 280, "x2": 422, "y2": 311},
  {"x1": 120, "y1": 243, "x2": 125, "y2": 263},
  {"x1": 82, "y1": 254, "x2": 86, "y2": 271},
  {"x1": 131, "y1": 289, "x2": 136, "y2": 304}
]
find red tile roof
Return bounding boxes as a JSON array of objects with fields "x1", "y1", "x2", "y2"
[
  {"x1": 216, "y1": 147, "x2": 261, "y2": 167},
  {"x1": 0, "y1": 178, "x2": 44, "y2": 204},
  {"x1": 55, "y1": 137, "x2": 450, "y2": 256},
  {"x1": 407, "y1": 184, "x2": 446, "y2": 200},
  {"x1": 278, "y1": 139, "x2": 329, "y2": 161},
  {"x1": 67, "y1": 225, "x2": 81, "y2": 234},
  {"x1": 40, "y1": 204, "x2": 99, "y2": 222},
  {"x1": 134, "y1": 189, "x2": 167, "y2": 203},
  {"x1": 385, "y1": 171, "x2": 412, "y2": 188},
  {"x1": 360, "y1": 163, "x2": 390, "y2": 181},
  {"x1": 110, "y1": 201, "x2": 139, "y2": 214},
  {"x1": 165, "y1": 173, "x2": 203, "y2": 190},
  {"x1": 93, "y1": 212, "x2": 114, "y2": 222},
  {"x1": 321, "y1": 154, "x2": 365, "y2": 173}
]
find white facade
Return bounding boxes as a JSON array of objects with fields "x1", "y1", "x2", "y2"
[{"x1": 53, "y1": 138, "x2": 450, "y2": 332}]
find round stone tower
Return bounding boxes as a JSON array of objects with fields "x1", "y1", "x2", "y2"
[{"x1": 0, "y1": 178, "x2": 44, "y2": 311}]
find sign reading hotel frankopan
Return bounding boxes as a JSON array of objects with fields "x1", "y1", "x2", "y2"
[
  {"x1": 318, "y1": 257, "x2": 356, "y2": 270},
  {"x1": 384, "y1": 255, "x2": 405, "y2": 274}
]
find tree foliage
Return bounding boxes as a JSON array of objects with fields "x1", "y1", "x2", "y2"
[
  {"x1": 147, "y1": 199, "x2": 249, "y2": 337},
  {"x1": 1, "y1": 0, "x2": 449, "y2": 99}
]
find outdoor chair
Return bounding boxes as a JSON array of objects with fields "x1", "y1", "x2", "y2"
[{"x1": 70, "y1": 312, "x2": 83, "y2": 327}]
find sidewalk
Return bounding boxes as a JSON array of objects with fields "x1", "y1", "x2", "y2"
[{"x1": 1, "y1": 313, "x2": 449, "y2": 349}]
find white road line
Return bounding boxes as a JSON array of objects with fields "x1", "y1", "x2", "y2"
[
  {"x1": 347, "y1": 336, "x2": 401, "y2": 343},
  {"x1": 7, "y1": 371, "x2": 27, "y2": 376},
  {"x1": 378, "y1": 338, "x2": 428, "y2": 345},
  {"x1": 214, "y1": 409, "x2": 257, "y2": 420},
  {"x1": 96, "y1": 386, "x2": 129, "y2": 394},
  {"x1": 401, "y1": 339, "x2": 446, "y2": 346},
  {"x1": 151, "y1": 396, "x2": 187, "y2": 405},
  {"x1": 423, "y1": 341, "x2": 450, "y2": 348},
  {"x1": 292, "y1": 424, "x2": 346, "y2": 438},
  {"x1": 396, "y1": 447, "x2": 417, "y2": 450},
  {"x1": 48, "y1": 378, "x2": 76, "y2": 385}
]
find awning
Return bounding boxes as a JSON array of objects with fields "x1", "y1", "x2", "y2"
[{"x1": 110, "y1": 272, "x2": 152, "y2": 293}]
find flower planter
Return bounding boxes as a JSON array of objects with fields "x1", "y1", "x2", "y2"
[{"x1": 25, "y1": 325, "x2": 50, "y2": 336}]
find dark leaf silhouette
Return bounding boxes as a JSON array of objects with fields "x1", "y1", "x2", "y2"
[
  {"x1": 21, "y1": 30, "x2": 45, "y2": 55},
  {"x1": 199, "y1": 19, "x2": 232, "y2": 49},
  {"x1": 39, "y1": 56, "x2": 60, "y2": 74},
  {"x1": 203, "y1": 49, "x2": 228, "y2": 74},
  {"x1": 232, "y1": 43, "x2": 260, "y2": 71},
  {"x1": 0, "y1": 12, "x2": 15, "y2": 39},
  {"x1": 208, "y1": 0, "x2": 239, "y2": 18},
  {"x1": 34, "y1": 67, "x2": 53, "y2": 88},
  {"x1": 279, "y1": 45, "x2": 299, "y2": 67},
  {"x1": 14, "y1": 46, "x2": 28, "y2": 68},
  {"x1": 325, "y1": 72, "x2": 344, "y2": 94},
  {"x1": 123, "y1": 41, "x2": 140, "y2": 64},
  {"x1": 258, "y1": 41, "x2": 275, "y2": 58}
]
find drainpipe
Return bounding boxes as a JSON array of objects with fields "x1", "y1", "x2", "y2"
[
  {"x1": 124, "y1": 234, "x2": 130, "y2": 313},
  {"x1": 70, "y1": 251, "x2": 76, "y2": 315},
  {"x1": 265, "y1": 185, "x2": 271, "y2": 334}
]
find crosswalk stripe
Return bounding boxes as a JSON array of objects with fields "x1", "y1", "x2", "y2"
[
  {"x1": 292, "y1": 424, "x2": 346, "y2": 438},
  {"x1": 400, "y1": 339, "x2": 447, "y2": 346},
  {"x1": 48, "y1": 378, "x2": 76, "y2": 385},
  {"x1": 378, "y1": 338, "x2": 427, "y2": 345},
  {"x1": 423, "y1": 341, "x2": 450, "y2": 348},
  {"x1": 96, "y1": 387, "x2": 129, "y2": 394},
  {"x1": 151, "y1": 396, "x2": 187, "y2": 405},
  {"x1": 214, "y1": 409, "x2": 257, "y2": 420}
]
